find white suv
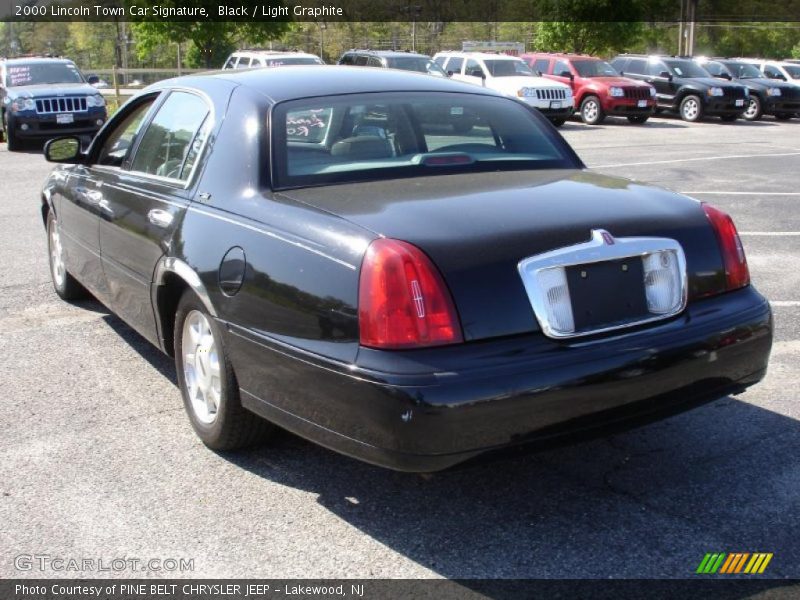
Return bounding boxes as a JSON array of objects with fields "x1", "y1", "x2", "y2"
[
  {"x1": 223, "y1": 51, "x2": 324, "y2": 70},
  {"x1": 433, "y1": 51, "x2": 574, "y2": 125},
  {"x1": 736, "y1": 58, "x2": 800, "y2": 90}
]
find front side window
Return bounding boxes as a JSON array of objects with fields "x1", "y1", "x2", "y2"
[
  {"x1": 273, "y1": 92, "x2": 575, "y2": 189},
  {"x1": 647, "y1": 61, "x2": 668, "y2": 77},
  {"x1": 465, "y1": 59, "x2": 484, "y2": 78},
  {"x1": 533, "y1": 59, "x2": 551, "y2": 74},
  {"x1": 266, "y1": 57, "x2": 323, "y2": 67},
  {"x1": 130, "y1": 91, "x2": 211, "y2": 182},
  {"x1": 386, "y1": 56, "x2": 447, "y2": 76},
  {"x1": 703, "y1": 61, "x2": 726, "y2": 77},
  {"x1": 5, "y1": 62, "x2": 83, "y2": 86},
  {"x1": 96, "y1": 97, "x2": 157, "y2": 167}
]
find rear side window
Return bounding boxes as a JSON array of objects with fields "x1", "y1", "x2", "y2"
[
  {"x1": 367, "y1": 57, "x2": 383, "y2": 67},
  {"x1": 130, "y1": 91, "x2": 211, "y2": 182},
  {"x1": 354, "y1": 55, "x2": 368, "y2": 66},
  {"x1": 272, "y1": 92, "x2": 575, "y2": 189}
]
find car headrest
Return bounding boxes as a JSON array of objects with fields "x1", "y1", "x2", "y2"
[{"x1": 330, "y1": 136, "x2": 393, "y2": 160}]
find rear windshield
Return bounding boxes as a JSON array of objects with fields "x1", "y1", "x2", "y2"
[
  {"x1": 664, "y1": 60, "x2": 710, "y2": 78},
  {"x1": 5, "y1": 62, "x2": 83, "y2": 86},
  {"x1": 572, "y1": 60, "x2": 619, "y2": 77},
  {"x1": 272, "y1": 92, "x2": 575, "y2": 189},
  {"x1": 483, "y1": 60, "x2": 535, "y2": 77}
]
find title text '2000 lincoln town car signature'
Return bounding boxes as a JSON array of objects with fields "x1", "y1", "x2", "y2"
[{"x1": 40, "y1": 66, "x2": 772, "y2": 471}]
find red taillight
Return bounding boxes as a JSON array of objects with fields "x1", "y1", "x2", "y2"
[
  {"x1": 358, "y1": 238, "x2": 463, "y2": 349},
  {"x1": 702, "y1": 203, "x2": 750, "y2": 291}
]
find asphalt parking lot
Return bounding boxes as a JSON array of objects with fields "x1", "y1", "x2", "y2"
[{"x1": 1, "y1": 113, "x2": 799, "y2": 581}]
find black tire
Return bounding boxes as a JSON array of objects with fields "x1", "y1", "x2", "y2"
[
  {"x1": 579, "y1": 95, "x2": 605, "y2": 125},
  {"x1": 549, "y1": 118, "x2": 566, "y2": 127},
  {"x1": 174, "y1": 291, "x2": 274, "y2": 450},
  {"x1": 679, "y1": 94, "x2": 703, "y2": 122},
  {"x1": 775, "y1": 113, "x2": 793, "y2": 121},
  {"x1": 627, "y1": 115, "x2": 649, "y2": 124},
  {"x1": 720, "y1": 114, "x2": 739, "y2": 122},
  {"x1": 3, "y1": 112, "x2": 20, "y2": 152},
  {"x1": 46, "y1": 211, "x2": 88, "y2": 301},
  {"x1": 743, "y1": 95, "x2": 763, "y2": 121}
]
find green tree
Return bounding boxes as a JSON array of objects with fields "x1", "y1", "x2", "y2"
[{"x1": 129, "y1": 1, "x2": 289, "y2": 68}]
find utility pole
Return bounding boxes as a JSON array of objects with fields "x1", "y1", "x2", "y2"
[{"x1": 318, "y1": 22, "x2": 327, "y2": 62}]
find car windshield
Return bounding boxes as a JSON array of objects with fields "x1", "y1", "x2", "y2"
[
  {"x1": 723, "y1": 62, "x2": 762, "y2": 78},
  {"x1": 265, "y1": 57, "x2": 322, "y2": 66},
  {"x1": 272, "y1": 92, "x2": 574, "y2": 189},
  {"x1": 783, "y1": 64, "x2": 800, "y2": 79},
  {"x1": 5, "y1": 62, "x2": 84, "y2": 86},
  {"x1": 483, "y1": 59, "x2": 535, "y2": 77},
  {"x1": 386, "y1": 56, "x2": 447, "y2": 77},
  {"x1": 664, "y1": 60, "x2": 711, "y2": 78},
  {"x1": 572, "y1": 60, "x2": 619, "y2": 77}
]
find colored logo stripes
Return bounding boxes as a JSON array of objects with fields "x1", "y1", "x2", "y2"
[{"x1": 696, "y1": 553, "x2": 773, "y2": 574}]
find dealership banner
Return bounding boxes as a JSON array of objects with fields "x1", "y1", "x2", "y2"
[
  {"x1": 3, "y1": 579, "x2": 800, "y2": 599},
  {"x1": 2, "y1": 0, "x2": 800, "y2": 22}
]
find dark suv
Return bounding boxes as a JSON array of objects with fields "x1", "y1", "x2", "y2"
[
  {"x1": 611, "y1": 55, "x2": 748, "y2": 122},
  {"x1": 696, "y1": 58, "x2": 800, "y2": 121},
  {"x1": 338, "y1": 50, "x2": 447, "y2": 77},
  {"x1": 1, "y1": 57, "x2": 107, "y2": 151}
]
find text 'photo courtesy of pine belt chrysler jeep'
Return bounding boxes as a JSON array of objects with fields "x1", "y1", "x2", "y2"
[
  {"x1": 522, "y1": 53, "x2": 656, "y2": 125},
  {"x1": 1, "y1": 57, "x2": 108, "y2": 151},
  {"x1": 694, "y1": 58, "x2": 800, "y2": 121},
  {"x1": 611, "y1": 55, "x2": 749, "y2": 122},
  {"x1": 39, "y1": 67, "x2": 772, "y2": 472},
  {"x1": 433, "y1": 51, "x2": 575, "y2": 126}
]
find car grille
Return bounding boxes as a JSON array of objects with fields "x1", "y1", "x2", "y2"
[
  {"x1": 623, "y1": 87, "x2": 650, "y2": 100},
  {"x1": 535, "y1": 88, "x2": 568, "y2": 100},
  {"x1": 35, "y1": 97, "x2": 88, "y2": 114},
  {"x1": 723, "y1": 87, "x2": 747, "y2": 99}
]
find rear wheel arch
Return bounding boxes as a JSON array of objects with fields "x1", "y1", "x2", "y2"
[{"x1": 153, "y1": 258, "x2": 218, "y2": 357}]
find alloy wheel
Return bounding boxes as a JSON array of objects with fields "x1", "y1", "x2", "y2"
[{"x1": 181, "y1": 310, "x2": 222, "y2": 424}]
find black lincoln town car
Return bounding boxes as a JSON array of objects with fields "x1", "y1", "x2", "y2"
[{"x1": 40, "y1": 66, "x2": 772, "y2": 471}]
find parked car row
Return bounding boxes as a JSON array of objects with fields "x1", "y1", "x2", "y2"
[{"x1": 2, "y1": 50, "x2": 798, "y2": 153}]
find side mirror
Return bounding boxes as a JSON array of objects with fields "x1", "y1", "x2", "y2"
[
  {"x1": 86, "y1": 74, "x2": 100, "y2": 85},
  {"x1": 558, "y1": 70, "x2": 572, "y2": 79},
  {"x1": 619, "y1": 70, "x2": 625, "y2": 76},
  {"x1": 480, "y1": 72, "x2": 486, "y2": 86},
  {"x1": 447, "y1": 70, "x2": 454, "y2": 77},
  {"x1": 44, "y1": 136, "x2": 83, "y2": 163},
  {"x1": 659, "y1": 70, "x2": 672, "y2": 80},
  {"x1": 770, "y1": 73, "x2": 786, "y2": 80}
]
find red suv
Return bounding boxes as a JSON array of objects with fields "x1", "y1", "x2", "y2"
[{"x1": 522, "y1": 53, "x2": 657, "y2": 125}]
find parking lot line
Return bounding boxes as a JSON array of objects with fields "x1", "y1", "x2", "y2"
[
  {"x1": 771, "y1": 301, "x2": 800, "y2": 307},
  {"x1": 593, "y1": 151, "x2": 800, "y2": 169}
]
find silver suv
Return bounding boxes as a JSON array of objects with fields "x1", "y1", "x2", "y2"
[{"x1": 222, "y1": 51, "x2": 324, "y2": 69}]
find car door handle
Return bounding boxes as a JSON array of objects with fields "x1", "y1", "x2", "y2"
[
  {"x1": 147, "y1": 209, "x2": 174, "y2": 228},
  {"x1": 75, "y1": 187, "x2": 104, "y2": 206}
]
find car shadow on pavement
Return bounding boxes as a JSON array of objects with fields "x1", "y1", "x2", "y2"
[
  {"x1": 101, "y1": 311, "x2": 177, "y2": 384},
  {"x1": 224, "y1": 396, "x2": 800, "y2": 581}
]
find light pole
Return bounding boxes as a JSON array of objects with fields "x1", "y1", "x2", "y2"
[{"x1": 318, "y1": 22, "x2": 327, "y2": 62}]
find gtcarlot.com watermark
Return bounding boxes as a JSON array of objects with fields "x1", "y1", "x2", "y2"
[{"x1": 14, "y1": 554, "x2": 194, "y2": 573}]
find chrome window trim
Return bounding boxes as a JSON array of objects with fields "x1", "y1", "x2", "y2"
[
  {"x1": 518, "y1": 229, "x2": 688, "y2": 340},
  {"x1": 123, "y1": 87, "x2": 215, "y2": 190}
]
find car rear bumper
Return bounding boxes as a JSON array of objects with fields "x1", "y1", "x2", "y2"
[{"x1": 226, "y1": 286, "x2": 772, "y2": 471}]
